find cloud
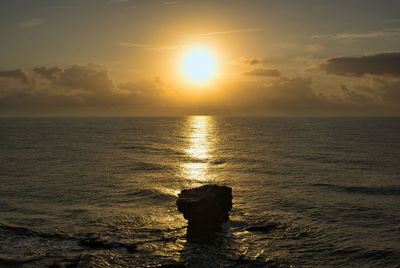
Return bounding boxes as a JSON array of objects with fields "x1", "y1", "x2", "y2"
[
  {"x1": 383, "y1": 19, "x2": 400, "y2": 23},
  {"x1": 108, "y1": 0, "x2": 131, "y2": 4},
  {"x1": 164, "y1": 1, "x2": 181, "y2": 5},
  {"x1": 232, "y1": 57, "x2": 264, "y2": 66},
  {"x1": 337, "y1": 78, "x2": 400, "y2": 111},
  {"x1": 221, "y1": 76, "x2": 332, "y2": 115},
  {"x1": 308, "y1": 44, "x2": 324, "y2": 52},
  {"x1": 53, "y1": 64, "x2": 116, "y2": 93},
  {"x1": 117, "y1": 42, "x2": 181, "y2": 51},
  {"x1": 224, "y1": 76, "x2": 400, "y2": 115},
  {"x1": 370, "y1": 77, "x2": 400, "y2": 103},
  {"x1": 246, "y1": 59, "x2": 261, "y2": 65},
  {"x1": 191, "y1": 28, "x2": 261, "y2": 37},
  {"x1": 319, "y1": 52, "x2": 400, "y2": 77},
  {"x1": 117, "y1": 29, "x2": 262, "y2": 52},
  {"x1": 312, "y1": 29, "x2": 400, "y2": 40},
  {"x1": 118, "y1": 79, "x2": 166, "y2": 106},
  {"x1": 33, "y1": 66, "x2": 63, "y2": 80},
  {"x1": 42, "y1": 6, "x2": 79, "y2": 10},
  {"x1": 239, "y1": 58, "x2": 263, "y2": 65},
  {"x1": 243, "y1": 68, "x2": 280, "y2": 77},
  {"x1": 0, "y1": 64, "x2": 399, "y2": 116},
  {"x1": 0, "y1": 68, "x2": 30, "y2": 84},
  {"x1": 20, "y1": 18, "x2": 47, "y2": 28},
  {"x1": 32, "y1": 64, "x2": 115, "y2": 93},
  {"x1": 0, "y1": 64, "x2": 171, "y2": 116},
  {"x1": 340, "y1": 84, "x2": 373, "y2": 103}
]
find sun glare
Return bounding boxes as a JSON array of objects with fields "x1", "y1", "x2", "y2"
[{"x1": 182, "y1": 48, "x2": 216, "y2": 83}]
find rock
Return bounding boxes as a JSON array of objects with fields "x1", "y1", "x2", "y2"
[
  {"x1": 176, "y1": 184, "x2": 232, "y2": 239},
  {"x1": 78, "y1": 233, "x2": 136, "y2": 252},
  {"x1": 79, "y1": 234, "x2": 114, "y2": 249},
  {"x1": 119, "y1": 242, "x2": 137, "y2": 253}
]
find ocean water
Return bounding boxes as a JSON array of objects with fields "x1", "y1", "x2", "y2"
[{"x1": 0, "y1": 116, "x2": 399, "y2": 267}]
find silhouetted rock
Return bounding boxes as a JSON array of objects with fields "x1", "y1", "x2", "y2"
[{"x1": 177, "y1": 184, "x2": 232, "y2": 239}]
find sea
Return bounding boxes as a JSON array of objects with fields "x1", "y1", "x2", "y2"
[{"x1": 0, "y1": 116, "x2": 399, "y2": 267}]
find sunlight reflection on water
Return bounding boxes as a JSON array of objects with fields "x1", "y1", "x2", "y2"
[
  {"x1": 181, "y1": 116, "x2": 215, "y2": 184},
  {"x1": 1, "y1": 117, "x2": 399, "y2": 266}
]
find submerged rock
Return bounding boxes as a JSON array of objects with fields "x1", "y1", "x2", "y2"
[
  {"x1": 176, "y1": 184, "x2": 232, "y2": 239},
  {"x1": 119, "y1": 242, "x2": 137, "y2": 253},
  {"x1": 79, "y1": 234, "x2": 114, "y2": 249},
  {"x1": 78, "y1": 233, "x2": 136, "y2": 252}
]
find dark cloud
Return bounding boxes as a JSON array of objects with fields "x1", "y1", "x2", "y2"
[
  {"x1": 0, "y1": 68, "x2": 30, "y2": 84},
  {"x1": 245, "y1": 58, "x2": 262, "y2": 65},
  {"x1": 54, "y1": 64, "x2": 116, "y2": 93},
  {"x1": 320, "y1": 52, "x2": 400, "y2": 77},
  {"x1": 238, "y1": 57, "x2": 264, "y2": 65},
  {"x1": 0, "y1": 64, "x2": 169, "y2": 116},
  {"x1": 243, "y1": 68, "x2": 280, "y2": 77}
]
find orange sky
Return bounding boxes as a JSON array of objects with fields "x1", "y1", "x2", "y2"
[{"x1": 1, "y1": 0, "x2": 400, "y2": 116}]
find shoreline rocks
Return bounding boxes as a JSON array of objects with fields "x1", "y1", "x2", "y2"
[{"x1": 176, "y1": 184, "x2": 232, "y2": 240}]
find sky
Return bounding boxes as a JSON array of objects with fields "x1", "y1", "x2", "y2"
[{"x1": 1, "y1": 0, "x2": 400, "y2": 116}]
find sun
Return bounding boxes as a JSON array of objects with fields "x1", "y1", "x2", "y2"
[{"x1": 182, "y1": 48, "x2": 217, "y2": 83}]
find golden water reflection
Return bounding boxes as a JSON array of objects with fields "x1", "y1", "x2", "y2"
[{"x1": 181, "y1": 116, "x2": 215, "y2": 183}]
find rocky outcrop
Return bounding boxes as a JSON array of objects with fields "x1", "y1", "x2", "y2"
[{"x1": 176, "y1": 184, "x2": 232, "y2": 239}]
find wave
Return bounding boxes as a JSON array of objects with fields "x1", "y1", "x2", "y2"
[
  {"x1": 0, "y1": 255, "x2": 44, "y2": 265},
  {"x1": 310, "y1": 183, "x2": 400, "y2": 196},
  {"x1": 0, "y1": 222, "x2": 71, "y2": 240},
  {"x1": 209, "y1": 159, "x2": 227, "y2": 165},
  {"x1": 124, "y1": 187, "x2": 178, "y2": 200},
  {"x1": 119, "y1": 145, "x2": 149, "y2": 151},
  {"x1": 119, "y1": 145, "x2": 184, "y2": 156},
  {"x1": 357, "y1": 249, "x2": 395, "y2": 260},
  {"x1": 129, "y1": 161, "x2": 167, "y2": 171},
  {"x1": 182, "y1": 158, "x2": 228, "y2": 165}
]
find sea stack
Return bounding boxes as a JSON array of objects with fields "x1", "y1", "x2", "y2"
[{"x1": 176, "y1": 184, "x2": 232, "y2": 240}]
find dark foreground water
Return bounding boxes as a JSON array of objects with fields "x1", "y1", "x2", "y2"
[{"x1": 0, "y1": 117, "x2": 399, "y2": 267}]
